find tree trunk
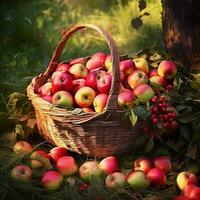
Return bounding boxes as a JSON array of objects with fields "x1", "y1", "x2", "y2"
[{"x1": 161, "y1": 0, "x2": 200, "y2": 71}]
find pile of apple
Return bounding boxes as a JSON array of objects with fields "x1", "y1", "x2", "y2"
[
  {"x1": 11, "y1": 140, "x2": 173, "y2": 192},
  {"x1": 38, "y1": 52, "x2": 177, "y2": 113}
]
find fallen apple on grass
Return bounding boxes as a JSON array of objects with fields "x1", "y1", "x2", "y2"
[
  {"x1": 105, "y1": 172, "x2": 126, "y2": 188},
  {"x1": 134, "y1": 157, "x2": 152, "y2": 174},
  {"x1": 133, "y1": 57, "x2": 149, "y2": 74},
  {"x1": 153, "y1": 156, "x2": 171, "y2": 173},
  {"x1": 13, "y1": 141, "x2": 33, "y2": 154},
  {"x1": 183, "y1": 184, "x2": 200, "y2": 200},
  {"x1": 49, "y1": 147, "x2": 68, "y2": 162}
]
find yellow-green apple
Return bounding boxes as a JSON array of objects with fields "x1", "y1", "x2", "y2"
[
  {"x1": 91, "y1": 52, "x2": 106, "y2": 63},
  {"x1": 149, "y1": 68, "x2": 158, "y2": 78},
  {"x1": 149, "y1": 76, "x2": 167, "y2": 88},
  {"x1": 49, "y1": 147, "x2": 68, "y2": 162},
  {"x1": 105, "y1": 172, "x2": 126, "y2": 188},
  {"x1": 71, "y1": 79, "x2": 86, "y2": 94},
  {"x1": 133, "y1": 84, "x2": 155, "y2": 104},
  {"x1": 118, "y1": 89, "x2": 135, "y2": 110},
  {"x1": 153, "y1": 156, "x2": 171, "y2": 173},
  {"x1": 126, "y1": 170, "x2": 150, "y2": 190},
  {"x1": 56, "y1": 156, "x2": 78, "y2": 176},
  {"x1": 82, "y1": 107, "x2": 94, "y2": 113},
  {"x1": 133, "y1": 57, "x2": 149, "y2": 74},
  {"x1": 52, "y1": 72, "x2": 72, "y2": 93},
  {"x1": 75, "y1": 86, "x2": 96, "y2": 108},
  {"x1": 79, "y1": 160, "x2": 102, "y2": 183},
  {"x1": 86, "y1": 58, "x2": 104, "y2": 71},
  {"x1": 56, "y1": 62, "x2": 70, "y2": 73},
  {"x1": 173, "y1": 195, "x2": 190, "y2": 200},
  {"x1": 119, "y1": 60, "x2": 135, "y2": 76},
  {"x1": 13, "y1": 141, "x2": 33, "y2": 154},
  {"x1": 52, "y1": 91, "x2": 74, "y2": 109},
  {"x1": 69, "y1": 57, "x2": 87, "y2": 66},
  {"x1": 97, "y1": 74, "x2": 112, "y2": 94},
  {"x1": 41, "y1": 170, "x2": 63, "y2": 190},
  {"x1": 147, "y1": 168, "x2": 166, "y2": 188},
  {"x1": 85, "y1": 70, "x2": 98, "y2": 90},
  {"x1": 42, "y1": 95, "x2": 52, "y2": 103},
  {"x1": 104, "y1": 55, "x2": 112, "y2": 71},
  {"x1": 183, "y1": 184, "x2": 200, "y2": 200},
  {"x1": 51, "y1": 71, "x2": 63, "y2": 80},
  {"x1": 38, "y1": 82, "x2": 52, "y2": 97},
  {"x1": 134, "y1": 157, "x2": 152, "y2": 174},
  {"x1": 93, "y1": 94, "x2": 108, "y2": 113},
  {"x1": 69, "y1": 63, "x2": 88, "y2": 79},
  {"x1": 99, "y1": 156, "x2": 120, "y2": 174},
  {"x1": 176, "y1": 171, "x2": 198, "y2": 190},
  {"x1": 127, "y1": 70, "x2": 148, "y2": 89},
  {"x1": 158, "y1": 60, "x2": 177, "y2": 80},
  {"x1": 30, "y1": 150, "x2": 52, "y2": 170},
  {"x1": 11, "y1": 165, "x2": 32, "y2": 182}
]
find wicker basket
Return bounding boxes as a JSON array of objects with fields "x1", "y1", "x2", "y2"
[{"x1": 27, "y1": 24, "x2": 142, "y2": 157}]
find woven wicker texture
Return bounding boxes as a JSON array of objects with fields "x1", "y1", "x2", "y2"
[{"x1": 27, "y1": 24, "x2": 142, "y2": 157}]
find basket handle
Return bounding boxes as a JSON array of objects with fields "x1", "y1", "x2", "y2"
[{"x1": 44, "y1": 24, "x2": 120, "y2": 111}]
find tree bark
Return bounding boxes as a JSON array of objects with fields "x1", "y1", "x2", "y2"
[{"x1": 161, "y1": 0, "x2": 200, "y2": 71}]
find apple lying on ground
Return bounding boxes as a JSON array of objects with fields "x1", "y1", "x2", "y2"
[
  {"x1": 13, "y1": 141, "x2": 33, "y2": 154},
  {"x1": 133, "y1": 84, "x2": 155, "y2": 104},
  {"x1": 105, "y1": 172, "x2": 126, "y2": 188},
  {"x1": 49, "y1": 147, "x2": 68, "y2": 162},
  {"x1": 79, "y1": 160, "x2": 102, "y2": 183},
  {"x1": 147, "y1": 168, "x2": 166, "y2": 188},
  {"x1": 127, "y1": 70, "x2": 148, "y2": 90},
  {"x1": 126, "y1": 170, "x2": 150, "y2": 190},
  {"x1": 93, "y1": 93, "x2": 108, "y2": 113},
  {"x1": 176, "y1": 171, "x2": 198, "y2": 190},
  {"x1": 158, "y1": 60, "x2": 177, "y2": 80},
  {"x1": 97, "y1": 74, "x2": 112, "y2": 94},
  {"x1": 52, "y1": 72, "x2": 72, "y2": 93},
  {"x1": 56, "y1": 156, "x2": 78, "y2": 176},
  {"x1": 118, "y1": 89, "x2": 135, "y2": 110},
  {"x1": 153, "y1": 156, "x2": 171, "y2": 173},
  {"x1": 134, "y1": 157, "x2": 152, "y2": 174},
  {"x1": 133, "y1": 57, "x2": 149, "y2": 74},
  {"x1": 183, "y1": 184, "x2": 200, "y2": 200},
  {"x1": 99, "y1": 156, "x2": 120, "y2": 174},
  {"x1": 52, "y1": 91, "x2": 74, "y2": 109},
  {"x1": 119, "y1": 60, "x2": 135, "y2": 76},
  {"x1": 56, "y1": 62, "x2": 70, "y2": 73},
  {"x1": 149, "y1": 76, "x2": 168, "y2": 88},
  {"x1": 69, "y1": 63, "x2": 88, "y2": 79},
  {"x1": 75, "y1": 86, "x2": 96, "y2": 108},
  {"x1": 11, "y1": 165, "x2": 32, "y2": 182},
  {"x1": 41, "y1": 170, "x2": 63, "y2": 190}
]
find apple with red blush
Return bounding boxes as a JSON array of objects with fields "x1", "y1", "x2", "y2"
[
  {"x1": 72, "y1": 79, "x2": 86, "y2": 94},
  {"x1": 119, "y1": 60, "x2": 135, "y2": 76},
  {"x1": 105, "y1": 172, "x2": 126, "y2": 188},
  {"x1": 49, "y1": 147, "x2": 68, "y2": 162},
  {"x1": 56, "y1": 62, "x2": 70, "y2": 73},
  {"x1": 149, "y1": 68, "x2": 158, "y2": 78},
  {"x1": 118, "y1": 89, "x2": 135, "y2": 110},
  {"x1": 69, "y1": 57, "x2": 87, "y2": 66},
  {"x1": 133, "y1": 57, "x2": 149, "y2": 74},
  {"x1": 69, "y1": 63, "x2": 88, "y2": 79},
  {"x1": 153, "y1": 156, "x2": 171, "y2": 173},
  {"x1": 38, "y1": 82, "x2": 52, "y2": 97},
  {"x1": 93, "y1": 93, "x2": 108, "y2": 113},
  {"x1": 97, "y1": 74, "x2": 112, "y2": 94},
  {"x1": 184, "y1": 184, "x2": 200, "y2": 200},
  {"x1": 134, "y1": 157, "x2": 152, "y2": 174},
  {"x1": 13, "y1": 141, "x2": 33, "y2": 154}
]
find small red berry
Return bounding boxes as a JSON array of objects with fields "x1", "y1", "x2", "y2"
[
  {"x1": 166, "y1": 84, "x2": 173, "y2": 91},
  {"x1": 159, "y1": 114, "x2": 164, "y2": 120},
  {"x1": 152, "y1": 118, "x2": 158, "y2": 124},
  {"x1": 151, "y1": 114, "x2": 156, "y2": 119},
  {"x1": 171, "y1": 112, "x2": 176, "y2": 119},
  {"x1": 79, "y1": 183, "x2": 89, "y2": 191},
  {"x1": 158, "y1": 103, "x2": 163, "y2": 108},
  {"x1": 161, "y1": 107, "x2": 167, "y2": 113},
  {"x1": 151, "y1": 96, "x2": 158, "y2": 103},
  {"x1": 171, "y1": 121, "x2": 179, "y2": 129},
  {"x1": 151, "y1": 106, "x2": 158, "y2": 113},
  {"x1": 163, "y1": 122, "x2": 170, "y2": 128},
  {"x1": 159, "y1": 96, "x2": 166, "y2": 102}
]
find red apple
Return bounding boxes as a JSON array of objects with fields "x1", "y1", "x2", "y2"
[
  {"x1": 105, "y1": 172, "x2": 126, "y2": 188},
  {"x1": 42, "y1": 95, "x2": 52, "y2": 103},
  {"x1": 52, "y1": 91, "x2": 74, "y2": 109},
  {"x1": 51, "y1": 71, "x2": 63, "y2": 80},
  {"x1": 119, "y1": 82, "x2": 125, "y2": 93},
  {"x1": 13, "y1": 141, "x2": 33, "y2": 154},
  {"x1": 127, "y1": 70, "x2": 148, "y2": 89},
  {"x1": 119, "y1": 60, "x2": 135, "y2": 76},
  {"x1": 118, "y1": 89, "x2": 135, "y2": 110},
  {"x1": 97, "y1": 74, "x2": 112, "y2": 94},
  {"x1": 147, "y1": 168, "x2": 166, "y2": 188},
  {"x1": 184, "y1": 184, "x2": 200, "y2": 200},
  {"x1": 11, "y1": 165, "x2": 32, "y2": 182},
  {"x1": 173, "y1": 195, "x2": 190, "y2": 200},
  {"x1": 99, "y1": 156, "x2": 120, "y2": 174},
  {"x1": 69, "y1": 57, "x2": 87, "y2": 66},
  {"x1": 71, "y1": 79, "x2": 86, "y2": 94},
  {"x1": 75, "y1": 86, "x2": 96, "y2": 108},
  {"x1": 149, "y1": 68, "x2": 158, "y2": 78},
  {"x1": 126, "y1": 170, "x2": 150, "y2": 190},
  {"x1": 133, "y1": 84, "x2": 155, "y2": 104},
  {"x1": 56, "y1": 156, "x2": 78, "y2": 176},
  {"x1": 82, "y1": 108, "x2": 94, "y2": 113},
  {"x1": 93, "y1": 94, "x2": 108, "y2": 113},
  {"x1": 134, "y1": 157, "x2": 152, "y2": 174},
  {"x1": 38, "y1": 82, "x2": 52, "y2": 97},
  {"x1": 69, "y1": 63, "x2": 88, "y2": 79},
  {"x1": 133, "y1": 57, "x2": 149, "y2": 74},
  {"x1": 120, "y1": 70, "x2": 126, "y2": 82},
  {"x1": 85, "y1": 70, "x2": 98, "y2": 90},
  {"x1": 49, "y1": 147, "x2": 68, "y2": 162},
  {"x1": 86, "y1": 58, "x2": 104, "y2": 71},
  {"x1": 79, "y1": 160, "x2": 102, "y2": 183},
  {"x1": 91, "y1": 52, "x2": 107, "y2": 63},
  {"x1": 41, "y1": 170, "x2": 63, "y2": 190},
  {"x1": 176, "y1": 171, "x2": 198, "y2": 191},
  {"x1": 153, "y1": 156, "x2": 171, "y2": 173},
  {"x1": 52, "y1": 72, "x2": 72, "y2": 93},
  {"x1": 149, "y1": 76, "x2": 168, "y2": 88},
  {"x1": 104, "y1": 54, "x2": 112, "y2": 71},
  {"x1": 56, "y1": 62, "x2": 70, "y2": 73},
  {"x1": 158, "y1": 60, "x2": 177, "y2": 80}
]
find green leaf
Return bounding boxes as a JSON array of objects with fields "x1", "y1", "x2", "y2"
[
  {"x1": 177, "y1": 112, "x2": 194, "y2": 123},
  {"x1": 179, "y1": 125, "x2": 191, "y2": 141},
  {"x1": 134, "y1": 134, "x2": 148, "y2": 148},
  {"x1": 146, "y1": 138, "x2": 154, "y2": 152},
  {"x1": 129, "y1": 110, "x2": 138, "y2": 127},
  {"x1": 186, "y1": 144, "x2": 198, "y2": 159},
  {"x1": 134, "y1": 105, "x2": 148, "y2": 120}
]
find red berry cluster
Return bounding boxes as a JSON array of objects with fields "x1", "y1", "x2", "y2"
[{"x1": 150, "y1": 95, "x2": 178, "y2": 133}]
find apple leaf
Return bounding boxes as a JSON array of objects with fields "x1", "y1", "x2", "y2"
[
  {"x1": 138, "y1": 0, "x2": 146, "y2": 12},
  {"x1": 129, "y1": 109, "x2": 138, "y2": 127},
  {"x1": 186, "y1": 144, "x2": 197, "y2": 159},
  {"x1": 133, "y1": 105, "x2": 149, "y2": 120},
  {"x1": 131, "y1": 17, "x2": 143, "y2": 29},
  {"x1": 145, "y1": 138, "x2": 154, "y2": 152}
]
